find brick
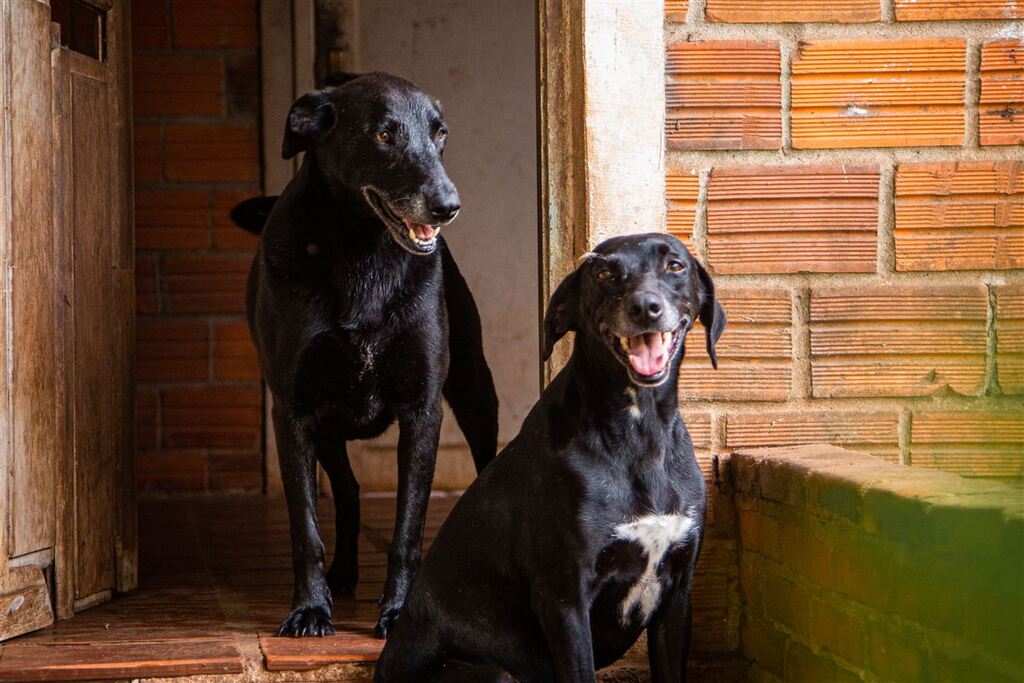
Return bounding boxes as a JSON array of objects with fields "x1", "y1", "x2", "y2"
[
  {"x1": 867, "y1": 621, "x2": 925, "y2": 683},
  {"x1": 741, "y1": 617, "x2": 787, "y2": 678},
  {"x1": 135, "y1": 189, "x2": 211, "y2": 251},
  {"x1": 895, "y1": 162, "x2": 1023, "y2": 271},
  {"x1": 690, "y1": 570, "x2": 733, "y2": 652},
  {"x1": 133, "y1": 124, "x2": 162, "y2": 182},
  {"x1": 225, "y1": 54, "x2": 260, "y2": 118},
  {"x1": 707, "y1": 0, "x2": 879, "y2": 22},
  {"x1": 164, "y1": 124, "x2": 259, "y2": 183},
  {"x1": 895, "y1": 0, "x2": 1024, "y2": 20},
  {"x1": 136, "y1": 319, "x2": 209, "y2": 382},
  {"x1": 665, "y1": 41, "x2": 781, "y2": 150},
  {"x1": 162, "y1": 254, "x2": 251, "y2": 314},
  {"x1": 910, "y1": 412, "x2": 1024, "y2": 478},
  {"x1": 726, "y1": 412, "x2": 900, "y2": 462},
  {"x1": 666, "y1": 169, "x2": 699, "y2": 249},
  {"x1": 208, "y1": 450, "x2": 262, "y2": 492},
  {"x1": 707, "y1": 165, "x2": 879, "y2": 274},
  {"x1": 136, "y1": 388, "x2": 159, "y2": 451},
  {"x1": 137, "y1": 451, "x2": 206, "y2": 492},
  {"x1": 791, "y1": 40, "x2": 966, "y2": 149},
  {"x1": 810, "y1": 286, "x2": 989, "y2": 397},
  {"x1": 162, "y1": 385, "x2": 261, "y2": 449},
  {"x1": 132, "y1": 0, "x2": 169, "y2": 49},
  {"x1": 136, "y1": 255, "x2": 159, "y2": 315},
  {"x1": 665, "y1": 0, "x2": 688, "y2": 21},
  {"x1": 785, "y1": 640, "x2": 861, "y2": 683},
  {"x1": 214, "y1": 321, "x2": 260, "y2": 380},
  {"x1": 763, "y1": 568, "x2": 811, "y2": 636},
  {"x1": 171, "y1": 0, "x2": 258, "y2": 49},
  {"x1": 212, "y1": 190, "x2": 261, "y2": 251},
  {"x1": 133, "y1": 56, "x2": 224, "y2": 118},
  {"x1": 996, "y1": 284, "x2": 1024, "y2": 394},
  {"x1": 808, "y1": 597, "x2": 866, "y2": 668},
  {"x1": 980, "y1": 41, "x2": 1024, "y2": 147},
  {"x1": 679, "y1": 287, "x2": 792, "y2": 401}
]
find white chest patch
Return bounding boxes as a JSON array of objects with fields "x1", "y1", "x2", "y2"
[{"x1": 613, "y1": 513, "x2": 695, "y2": 626}]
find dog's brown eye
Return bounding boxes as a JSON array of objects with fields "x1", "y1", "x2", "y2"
[
  {"x1": 375, "y1": 131, "x2": 391, "y2": 143},
  {"x1": 667, "y1": 260, "x2": 685, "y2": 273},
  {"x1": 596, "y1": 269, "x2": 613, "y2": 281}
]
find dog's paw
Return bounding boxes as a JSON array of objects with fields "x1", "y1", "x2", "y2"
[
  {"x1": 278, "y1": 605, "x2": 336, "y2": 637},
  {"x1": 326, "y1": 562, "x2": 358, "y2": 597},
  {"x1": 374, "y1": 607, "x2": 400, "y2": 639}
]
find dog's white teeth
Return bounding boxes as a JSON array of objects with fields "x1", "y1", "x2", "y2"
[
  {"x1": 408, "y1": 228, "x2": 417, "y2": 240},
  {"x1": 662, "y1": 331, "x2": 671, "y2": 345},
  {"x1": 619, "y1": 336, "x2": 630, "y2": 353}
]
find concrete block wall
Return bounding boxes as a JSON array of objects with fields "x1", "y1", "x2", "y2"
[
  {"x1": 665, "y1": 0, "x2": 1023, "y2": 661},
  {"x1": 731, "y1": 445, "x2": 1023, "y2": 683},
  {"x1": 132, "y1": 0, "x2": 264, "y2": 493}
]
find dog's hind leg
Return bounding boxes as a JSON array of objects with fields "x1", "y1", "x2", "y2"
[
  {"x1": 318, "y1": 441, "x2": 360, "y2": 596},
  {"x1": 441, "y1": 243, "x2": 498, "y2": 474}
]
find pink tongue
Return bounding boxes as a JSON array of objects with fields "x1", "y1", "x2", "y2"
[
  {"x1": 628, "y1": 332, "x2": 668, "y2": 376},
  {"x1": 405, "y1": 219, "x2": 437, "y2": 240}
]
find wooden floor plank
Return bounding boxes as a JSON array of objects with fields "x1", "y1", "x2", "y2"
[
  {"x1": 0, "y1": 637, "x2": 243, "y2": 681},
  {"x1": 260, "y1": 631, "x2": 383, "y2": 671}
]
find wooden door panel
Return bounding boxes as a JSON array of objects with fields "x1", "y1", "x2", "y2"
[
  {"x1": 8, "y1": 0, "x2": 60, "y2": 560},
  {"x1": 67, "y1": 61, "x2": 117, "y2": 601}
]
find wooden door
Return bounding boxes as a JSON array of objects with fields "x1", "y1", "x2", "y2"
[{"x1": 0, "y1": 0, "x2": 134, "y2": 640}]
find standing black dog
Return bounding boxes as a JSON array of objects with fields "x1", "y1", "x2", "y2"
[
  {"x1": 375, "y1": 233, "x2": 726, "y2": 682},
  {"x1": 235, "y1": 72, "x2": 498, "y2": 638}
]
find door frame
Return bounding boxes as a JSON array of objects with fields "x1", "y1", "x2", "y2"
[
  {"x1": 256, "y1": 0, "x2": 667, "y2": 493},
  {"x1": 537, "y1": 0, "x2": 667, "y2": 380}
]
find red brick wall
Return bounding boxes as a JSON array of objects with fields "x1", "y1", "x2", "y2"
[
  {"x1": 132, "y1": 0, "x2": 264, "y2": 493},
  {"x1": 666, "y1": 0, "x2": 1023, "y2": 662},
  {"x1": 667, "y1": 1, "x2": 1023, "y2": 479}
]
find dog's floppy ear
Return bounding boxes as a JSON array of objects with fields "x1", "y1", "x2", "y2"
[
  {"x1": 282, "y1": 89, "x2": 337, "y2": 160},
  {"x1": 542, "y1": 268, "x2": 583, "y2": 362},
  {"x1": 695, "y1": 261, "x2": 727, "y2": 369}
]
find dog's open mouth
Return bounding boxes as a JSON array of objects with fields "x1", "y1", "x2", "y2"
[
  {"x1": 362, "y1": 187, "x2": 441, "y2": 255},
  {"x1": 607, "y1": 329, "x2": 682, "y2": 386}
]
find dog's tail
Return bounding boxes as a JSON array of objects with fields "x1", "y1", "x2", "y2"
[
  {"x1": 229, "y1": 195, "x2": 278, "y2": 235},
  {"x1": 441, "y1": 241, "x2": 499, "y2": 475}
]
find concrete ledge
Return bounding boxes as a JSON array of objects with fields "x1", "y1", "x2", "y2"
[{"x1": 730, "y1": 445, "x2": 1023, "y2": 683}]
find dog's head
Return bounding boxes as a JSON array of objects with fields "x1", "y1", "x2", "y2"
[
  {"x1": 542, "y1": 233, "x2": 726, "y2": 388},
  {"x1": 282, "y1": 72, "x2": 459, "y2": 256}
]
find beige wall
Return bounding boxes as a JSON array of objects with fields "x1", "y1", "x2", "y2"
[{"x1": 339, "y1": 0, "x2": 540, "y2": 489}]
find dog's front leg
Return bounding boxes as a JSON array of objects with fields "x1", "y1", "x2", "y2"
[
  {"x1": 375, "y1": 404, "x2": 442, "y2": 638},
  {"x1": 647, "y1": 557, "x2": 698, "y2": 682},
  {"x1": 532, "y1": 584, "x2": 597, "y2": 683},
  {"x1": 273, "y1": 406, "x2": 335, "y2": 637}
]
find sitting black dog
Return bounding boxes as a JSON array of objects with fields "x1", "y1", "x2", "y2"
[
  {"x1": 234, "y1": 72, "x2": 498, "y2": 638},
  {"x1": 375, "y1": 233, "x2": 726, "y2": 682}
]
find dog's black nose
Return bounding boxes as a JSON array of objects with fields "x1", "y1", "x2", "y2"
[
  {"x1": 429, "y1": 198, "x2": 461, "y2": 223},
  {"x1": 628, "y1": 293, "x2": 663, "y2": 325}
]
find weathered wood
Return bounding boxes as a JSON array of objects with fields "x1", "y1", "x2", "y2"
[
  {"x1": 0, "y1": 637, "x2": 244, "y2": 681},
  {"x1": 51, "y1": 41, "x2": 76, "y2": 623},
  {"x1": 0, "y1": 567, "x2": 53, "y2": 642},
  {"x1": 105, "y1": 0, "x2": 138, "y2": 595},
  {"x1": 8, "y1": 0, "x2": 60, "y2": 559},
  {"x1": 538, "y1": 0, "x2": 666, "y2": 382},
  {"x1": 260, "y1": 631, "x2": 382, "y2": 670},
  {"x1": 67, "y1": 58, "x2": 117, "y2": 601}
]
